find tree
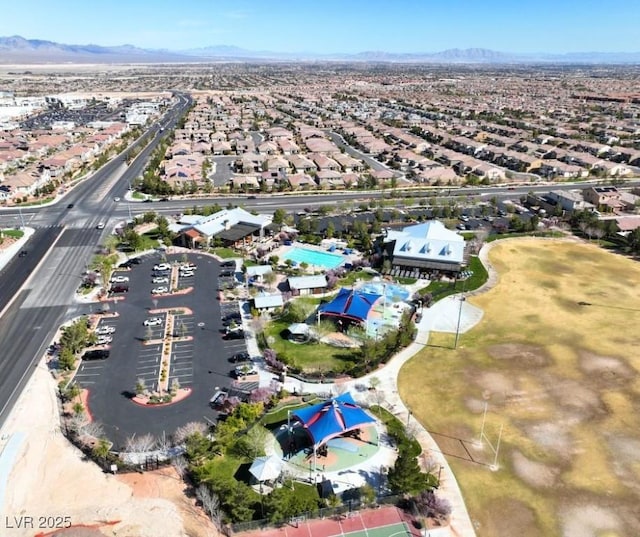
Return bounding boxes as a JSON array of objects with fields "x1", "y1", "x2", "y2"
[
  {"x1": 263, "y1": 271, "x2": 277, "y2": 290},
  {"x1": 196, "y1": 484, "x2": 223, "y2": 529},
  {"x1": 273, "y1": 208, "x2": 287, "y2": 225},
  {"x1": 387, "y1": 451, "x2": 431, "y2": 495},
  {"x1": 92, "y1": 438, "x2": 111, "y2": 460}
]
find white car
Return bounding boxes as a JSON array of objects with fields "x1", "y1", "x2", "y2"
[
  {"x1": 234, "y1": 365, "x2": 258, "y2": 378},
  {"x1": 113, "y1": 197, "x2": 121, "y2": 202},
  {"x1": 95, "y1": 325, "x2": 116, "y2": 335},
  {"x1": 143, "y1": 317, "x2": 163, "y2": 327},
  {"x1": 152, "y1": 276, "x2": 169, "y2": 284},
  {"x1": 151, "y1": 286, "x2": 169, "y2": 294},
  {"x1": 96, "y1": 222, "x2": 105, "y2": 230},
  {"x1": 180, "y1": 270, "x2": 194, "y2": 278},
  {"x1": 110, "y1": 275, "x2": 130, "y2": 283},
  {"x1": 153, "y1": 263, "x2": 171, "y2": 271},
  {"x1": 180, "y1": 263, "x2": 197, "y2": 271},
  {"x1": 96, "y1": 335, "x2": 113, "y2": 345}
]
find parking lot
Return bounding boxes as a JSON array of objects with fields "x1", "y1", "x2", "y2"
[{"x1": 79, "y1": 251, "x2": 256, "y2": 447}]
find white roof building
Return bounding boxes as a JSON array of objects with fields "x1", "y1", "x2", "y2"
[{"x1": 383, "y1": 220, "x2": 465, "y2": 272}]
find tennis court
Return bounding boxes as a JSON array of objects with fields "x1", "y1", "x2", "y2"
[
  {"x1": 327, "y1": 521, "x2": 413, "y2": 537},
  {"x1": 240, "y1": 506, "x2": 420, "y2": 537}
]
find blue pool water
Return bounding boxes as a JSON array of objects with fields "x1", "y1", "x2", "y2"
[{"x1": 283, "y1": 247, "x2": 344, "y2": 269}]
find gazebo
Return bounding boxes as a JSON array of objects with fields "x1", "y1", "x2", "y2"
[{"x1": 290, "y1": 392, "x2": 376, "y2": 475}]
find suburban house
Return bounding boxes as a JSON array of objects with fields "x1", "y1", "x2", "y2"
[
  {"x1": 175, "y1": 207, "x2": 271, "y2": 249},
  {"x1": 381, "y1": 220, "x2": 465, "y2": 277}
]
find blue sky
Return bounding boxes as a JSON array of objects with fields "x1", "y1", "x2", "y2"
[{"x1": 2, "y1": 0, "x2": 638, "y2": 53}]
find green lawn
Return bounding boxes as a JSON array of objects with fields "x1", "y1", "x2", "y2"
[
  {"x1": 132, "y1": 191, "x2": 145, "y2": 200},
  {"x1": 419, "y1": 255, "x2": 488, "y2": 298},
  {"x1": 210, "y1": 247, "x2": 238, "y2": 259},
  {"x1": 337, "y1": 270, "x2": 375, "y2": 287},
  {"x1": 260, "y1": 397, "x2": 322, "y2": 426},
  {"x1": 2, "y1": 229, "x2": 24, "y2": 239},
  {"x1": 263, "y1": 318, "x2": 357, "y2": 374}
]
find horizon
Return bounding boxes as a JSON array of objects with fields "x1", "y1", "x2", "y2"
[{"x1": 2, "y1": 0, "x2": 640, "y2": 55}]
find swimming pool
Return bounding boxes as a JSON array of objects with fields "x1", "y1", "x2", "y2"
[{"x1": 282, "y1": 247, "x2": 344, "y2": 269}]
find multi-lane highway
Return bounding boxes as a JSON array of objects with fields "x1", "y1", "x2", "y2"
[{"x1": 0, "y1": 93, "x2": 191, "y2": 428}]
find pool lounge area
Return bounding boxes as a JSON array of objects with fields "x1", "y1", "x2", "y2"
[{"x1": 282, "y1": 247, "x2": 345, "y2": 270}]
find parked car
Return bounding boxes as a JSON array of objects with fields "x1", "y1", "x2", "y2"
[
  {"x1": 180, "y1": 263, "x2": 197, "y2": 270},
  {"x1": 95, "y1": 325, "x2": 116, "y2": 335},
  {"x1": 220, "y1": 261, "x2": 236, "y2": 268},
  {"x1": 96, "y1": 335, "x2": 113, "y2": 345},
  {"x1": 209, "y1": 390, "x2": 227, "y2": 408},
  {"x1": 229, "y1": 351, "x2": 250, "y2": 363},
  {"x1": 233, "y1": 364, "x2": 257, "y2": 378},
  {"x1": 143, "y1": 317, "x2": 163, "y2": 327},
  {"x1": 224, "y1": 329, "x2": 245, "y2": 340},
  {"x1": 110, "y1": 284, "x2": 129, "y2": 293},
  {"x1": 152, "y1": 276, "x2": 169, "y2": 284},
  {"x1": 153, "y1": 263, "x2": 171, "y2": 271},
  {"x1": 82, "y1": 349, "x2": 109, "y2": 361},
  {"x1": 151, "y1": 286, "x2": 169, "y2": 294},
  {"x1": 110, "y1": 275, "x2": 129, "y2": 283},
  {"x1": 180, "y1": 270, "x2": 195, "y2": 278}
]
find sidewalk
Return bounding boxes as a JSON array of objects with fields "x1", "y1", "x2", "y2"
[{"x1": 243, "y1": 296, "x2": 481, "y2": 537}]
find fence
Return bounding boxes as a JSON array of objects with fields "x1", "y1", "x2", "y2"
[{"x1": 230, "y1": 494, "x2": 405, "y2": 534}]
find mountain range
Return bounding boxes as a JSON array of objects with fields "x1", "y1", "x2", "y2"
[{"x1": 1, "y1": 35, "x2": 639, "y2": 64}]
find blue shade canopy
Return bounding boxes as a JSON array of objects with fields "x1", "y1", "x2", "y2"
[
  {"x1": 318, "y1": 287, "x2": 382, "y2": 323},
  {"x1": 292, "y1": 392, "x2": 376, "y2": 448}
]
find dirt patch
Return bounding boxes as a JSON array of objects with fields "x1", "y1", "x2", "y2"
[
  {"x1": 579, "y1": 351, "x2": 635, "y2": 389},
  {"x1": 546, "y1": 376, "x2": 608, "y2": 422},
  {"x1": 487, "y1": 343, "x2": 552, "y2": 368},
  {"x1": 560, "y1": 502, "x2": 622, "y2": 537},
  {"x1": 522, "y1": 421, "x2": 574, "y2": 459},
  {"x1": 511, "y1": 450, "x2": 560, "y2": 489},
  {"x1": 479, "y1": 497, "x2": 540, "y2": 537}
]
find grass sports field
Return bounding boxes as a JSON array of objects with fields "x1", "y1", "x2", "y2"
[{"x1": 399, "y1": 238, "x2": 640, "y2": 537}]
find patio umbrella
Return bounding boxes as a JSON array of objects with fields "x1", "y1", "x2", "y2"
[{"x1": 249, "y1": 455, "x2": 283, "y2": 482}]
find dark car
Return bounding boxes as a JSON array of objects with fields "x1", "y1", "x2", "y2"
[
  {"x1": 82, "y1": 349, "x2": 109, "y2": 361},
  {"x1": 18, "y1": 250, "x2": 28, "y2": 257},
  {"x1": 229, "y1": 351, "x2": 250, "y2": 363},
  {"x1": 110, "y1": 283, "x2": 129, "y2": 293},
  {"x1": 223, "y1": 329, "x2": 245, "y2": 340},
  {"x1": 220, "y1": 270, "x2": 235, "y2": 278},
  {"x1": 142, "y1": 199, "x2": 153, "y2": 203},
  {"x1": 220, "y1": 261, "x2": 236, "y2": 268},
  {"x1": 67, "y1": 203, "x2": 74, "y2": 209}
]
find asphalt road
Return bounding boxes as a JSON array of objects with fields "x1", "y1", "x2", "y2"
[{"x1": 0, "y1": 94, "x2": 193, "y2": 431}]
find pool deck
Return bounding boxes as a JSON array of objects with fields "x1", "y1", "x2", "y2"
[{"x1": 273, "y1": 242, "x2": 361, "y2": 271}]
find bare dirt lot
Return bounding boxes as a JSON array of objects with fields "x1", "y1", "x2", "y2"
[
  {"x1": 0, "y1": 364, "x2": 218, "y2": 537},
  {"x1": 399, "y1": 238, "x2": 640, "y2": 537}
]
